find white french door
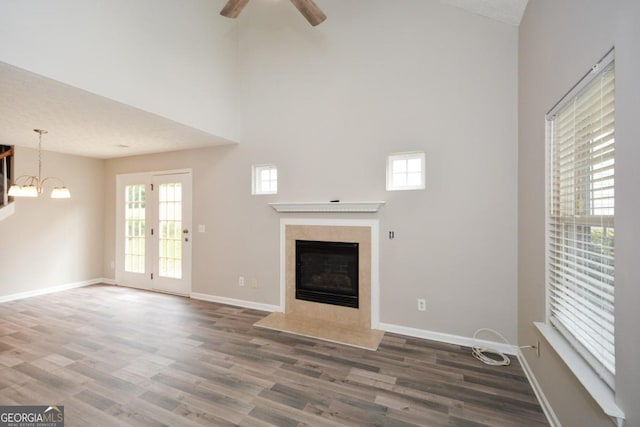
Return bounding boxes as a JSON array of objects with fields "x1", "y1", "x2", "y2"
[{"x1": 115, "y1": 171, "x2": 192, "y2": 295}]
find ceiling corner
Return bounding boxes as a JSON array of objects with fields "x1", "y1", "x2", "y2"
[{"x1": 439, "y1": 0, "x2": 528, "y2": 26}]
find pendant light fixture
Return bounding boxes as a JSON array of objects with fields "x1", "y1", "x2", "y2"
[{"x1": 8, "y1": 129, "x2": 71, "y2": 199}]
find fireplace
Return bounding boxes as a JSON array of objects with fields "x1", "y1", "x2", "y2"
[
  {"x1": 295, "y1": 240, "x2": 359, "y2": 308},
  {"x1": 282, "y1": 223, "x2": 374, "y2": 330},
  {"x1": 254, "y1": 221, "x2": 382, "y2": 350}
]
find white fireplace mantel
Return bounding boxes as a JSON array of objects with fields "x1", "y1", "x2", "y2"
[{"x1": 269, "y1": 201, "x2": 385, "y2": 213}]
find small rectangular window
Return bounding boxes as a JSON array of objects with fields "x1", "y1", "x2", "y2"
[
  {"x1": 252, "y1": 164, "x2": 278, "y2": 195},
  {"x1": 386, "y1": 152, "x2": 425, "y2": 191}
]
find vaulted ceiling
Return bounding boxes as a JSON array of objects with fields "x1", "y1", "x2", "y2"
[
  {"x1": 0, "y1": 0, "x2": 527, "y2": 159},
  {"x1": 440, "y1": 0, "x2": 528, "y2": 26}
]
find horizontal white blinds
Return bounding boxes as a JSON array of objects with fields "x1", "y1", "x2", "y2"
[{"x1": 547, "y1": 60, "x2": 615, "y2": 387}]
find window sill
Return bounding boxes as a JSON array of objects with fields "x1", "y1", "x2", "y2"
[
  {"x1": 386, "y1": 186, "x2": 425, "y2": 192},
  {"x1": 534, "y1": 322, "x2": 624, "y2": 423},
  {"x1": 0, "y1": 202, "x2": 15, "y2": 222}
]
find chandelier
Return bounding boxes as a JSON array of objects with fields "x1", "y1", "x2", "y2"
[{"x1": 8, "y1": 129, "x2": 71, "y2": 199}]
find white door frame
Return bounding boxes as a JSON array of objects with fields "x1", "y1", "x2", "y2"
[{"x1": 115, "y1": 169, "x2": 192, "y2": 295}]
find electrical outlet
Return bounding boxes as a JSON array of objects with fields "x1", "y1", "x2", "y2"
[
  {"x1": 417, "y1": 298, "x2": 426, "y2": 312},
  {"x1": 239, "y1": 276, "x2": 245, "y2": 286},
  {"x1": 250, "y1": 279, "x2": 258, "y2": 289}
]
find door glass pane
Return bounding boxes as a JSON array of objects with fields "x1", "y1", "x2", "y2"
[
  {"x1": 159, "y1": 182, "x2": 182, "y2": 279},
  {"x1": 124, "y1": 184, "x2": 145, "y2": 273}
]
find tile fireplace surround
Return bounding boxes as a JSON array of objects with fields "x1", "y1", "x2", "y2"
[{"x1": 254, "y1": 218, "x2": 384, "y2": 350}]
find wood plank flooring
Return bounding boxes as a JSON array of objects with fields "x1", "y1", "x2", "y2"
[{"x1": 0, "y1": 285, "x2": 548, "y2": 426}]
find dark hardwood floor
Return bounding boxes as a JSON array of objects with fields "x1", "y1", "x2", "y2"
[{"x1": 0, "y1": 285, "x2": 547, "y2": 426}]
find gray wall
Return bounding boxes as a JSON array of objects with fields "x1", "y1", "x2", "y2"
[
  {"x1": 0, "y1": 147, "x2": 104, "y2": 296},
  {"x1": 103, "y1": 0, "x2": 519, "y2": 341},
  {"x1": 518, "y1": 1, "x2": 640, "y2": 425}
]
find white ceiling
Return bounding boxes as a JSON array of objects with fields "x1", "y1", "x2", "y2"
[
  {"x1": 440, "y1": 0, "x2": 528, "y2": 26},
  {"x1": 0, "y1": 62, "x2": 235, "y2": 159},
  {"x1": 0, "y1": 0, "x2": 527, "y2": 159}
]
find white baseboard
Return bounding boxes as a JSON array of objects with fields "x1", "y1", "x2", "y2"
[
  {"x1": 190, "y1": 292, "x2": 281, "y2": 313},
  {"x1": 518, "y1": 349, "x2": 561, "y2": 427},
  {"x1": 378, "y1": 322, "x2": 519, "y2": 355},
  {"x1": 0, "y1": 278, "x2": 110, "y2": 303}
]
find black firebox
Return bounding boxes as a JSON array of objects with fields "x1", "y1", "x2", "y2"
[{"x1": 295, "y1": 240, "x2": 359, "y2": 308}]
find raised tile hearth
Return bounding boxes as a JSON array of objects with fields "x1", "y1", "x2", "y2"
[{"x1": 254, "y1": 312, "x2": 384, "y2": 350}]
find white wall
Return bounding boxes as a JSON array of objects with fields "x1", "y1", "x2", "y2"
[
  {"x1": 518, "y1": 1, "x2": 640, "y2": 425},
  {"x1": 103, "y1": 0, "x2": 519, "y2": 342},
  {"x1": 0, "y1": 147, "x2": 104, "y2": 297},
  {"x1": 0, "y1": 0, "x2": 239, "y2": 141}
]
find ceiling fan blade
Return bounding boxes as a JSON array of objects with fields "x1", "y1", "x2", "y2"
[
  {"x1": 290, "y1": 0, "x2": 327, "y2": 26},
  {"x1": 220, "y1": 0, "x2": 250, "y2": 19}
]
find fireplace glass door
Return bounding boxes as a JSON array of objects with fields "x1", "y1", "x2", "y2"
[{"x1": 295, "y1": 240, "x2": 359, "y2": 308}]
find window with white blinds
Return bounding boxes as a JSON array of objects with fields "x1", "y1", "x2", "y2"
[{"x1": 546, "y1": 52, "x2": 615, "y2": 388}]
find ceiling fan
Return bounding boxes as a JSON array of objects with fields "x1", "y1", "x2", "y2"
[{"x1": 220, "y1": 0, "x2": 327, "y2": 26}]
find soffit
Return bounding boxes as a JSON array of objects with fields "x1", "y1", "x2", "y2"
[{"x1": 0, "y1": 62, "x2": 235, "y2": 159}]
